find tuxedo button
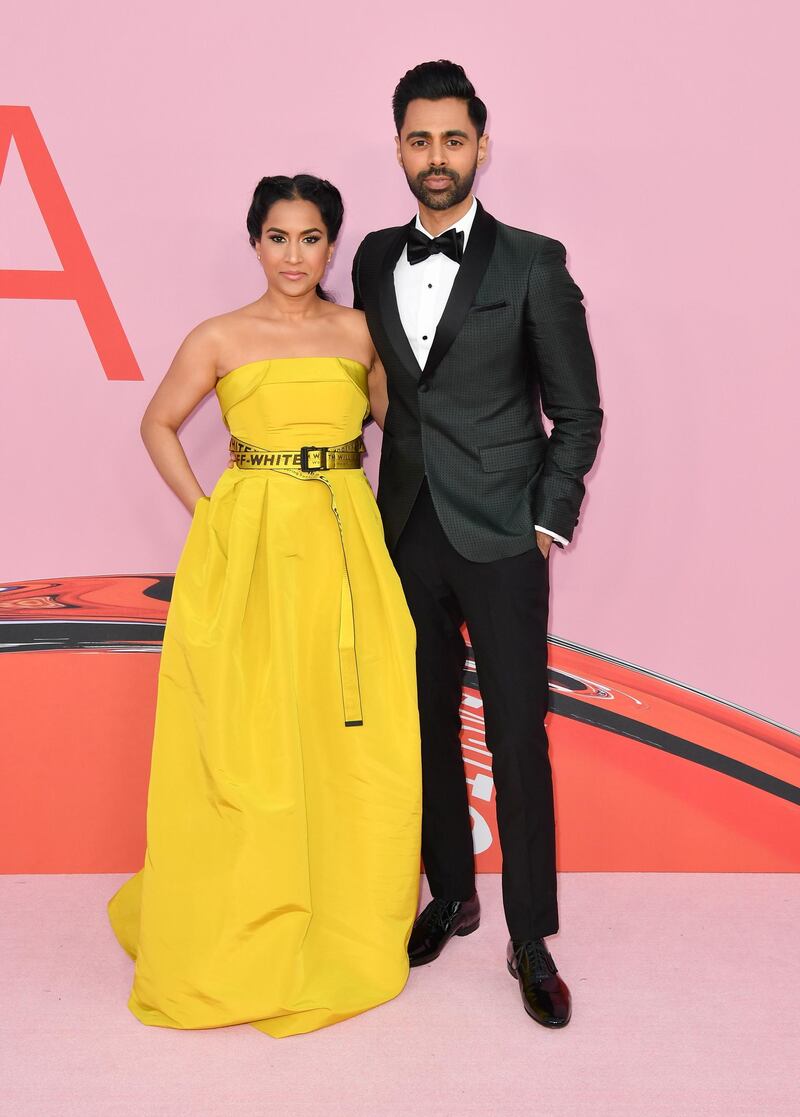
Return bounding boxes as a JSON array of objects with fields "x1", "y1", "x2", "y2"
[{"x1": 418, "y1": 382, "x2": 430, "y2": 393}]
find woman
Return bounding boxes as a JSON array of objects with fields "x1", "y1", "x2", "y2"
[{"x1": 108, "y1": 175, "x2": 421, "y2": 1038}]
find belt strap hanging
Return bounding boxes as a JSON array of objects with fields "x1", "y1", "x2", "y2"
[{"x1": 229, "y1": 433, "x2": 364, "y2": 727}]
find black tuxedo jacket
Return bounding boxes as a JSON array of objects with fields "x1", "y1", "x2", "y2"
[{"x1": 352, "y1": 200, "x2": 602, "y2": 561}]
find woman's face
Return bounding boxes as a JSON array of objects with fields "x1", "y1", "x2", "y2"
[{"x1": 256, "y1": 198, "x2": 333, "y2": 298}]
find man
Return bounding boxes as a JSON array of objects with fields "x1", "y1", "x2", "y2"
[{"x1": 352, "y1": 60, "x2": 602, "y2": 1028}]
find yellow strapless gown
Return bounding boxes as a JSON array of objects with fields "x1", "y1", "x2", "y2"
[{"x1": 108, "y1": 357, "x2": 422, "y2": 1038}]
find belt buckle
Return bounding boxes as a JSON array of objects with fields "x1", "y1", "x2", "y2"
[{"x1": 300, "y1": 445, "x2": 327, "y2": 472}]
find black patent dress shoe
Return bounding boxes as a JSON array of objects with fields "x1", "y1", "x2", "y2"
[
  {"x1": 408, "y1": 893, "x2": 481, "y2": 967},
  {"x1": 507, "y1": 938, "x2": 572, "y2": 1028}
]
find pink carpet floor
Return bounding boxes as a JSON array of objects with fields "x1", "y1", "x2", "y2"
[{"x1": 1, "y1": 873, "x2": 798, "y2": 1116}]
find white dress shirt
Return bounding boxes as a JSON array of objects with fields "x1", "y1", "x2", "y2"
[{"x1": 393, "y1": 197, "x2": 568, "y2": 547}]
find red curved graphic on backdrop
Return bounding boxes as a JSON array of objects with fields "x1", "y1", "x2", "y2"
[
  {"x1": 0, "y1": 105, "x2": 141, "y2": 380},
  {"x1": 1, "y1": 575, "x2": 798, "y2": 873}
]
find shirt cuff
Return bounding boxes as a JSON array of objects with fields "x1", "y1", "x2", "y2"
[{"x1": 535, "y1": 525, "x2": 569, "y2": 548}]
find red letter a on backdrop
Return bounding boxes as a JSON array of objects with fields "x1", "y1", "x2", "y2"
[{"x1": 0, "y1": 106, "x2": 141, "y2": 380}]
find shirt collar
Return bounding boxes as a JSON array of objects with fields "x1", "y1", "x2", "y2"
[{"x1": 413, "y1": 196, "x2": 478, "y2": 248}]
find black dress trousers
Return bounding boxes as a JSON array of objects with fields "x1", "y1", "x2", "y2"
[{"x1": 393, "y1": 480, "x2": 558, "y2": 941}]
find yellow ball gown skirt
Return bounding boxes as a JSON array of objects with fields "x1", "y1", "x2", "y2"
[{"x1": 108, "y1": 357, "x2": 422, "y2": 1038}]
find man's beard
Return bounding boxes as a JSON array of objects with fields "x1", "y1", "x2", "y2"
[{"x1": 404, "y1": 161, "x2": 477, "y2": 211}]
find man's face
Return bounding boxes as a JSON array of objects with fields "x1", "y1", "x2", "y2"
[{"x1": 396, "y1": 97, "x2": 489, "y2": 210}]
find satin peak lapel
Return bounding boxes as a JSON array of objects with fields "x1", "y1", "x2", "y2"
[
  {"x1": 422, "y1": 201, "x2": 498, "y2": 378},
  {"x1": 378, "y1": 221, "x2": 422, "y2": 382}
]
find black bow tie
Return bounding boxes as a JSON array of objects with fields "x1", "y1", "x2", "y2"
[{"x1": 407, "y1": 225, "x2": 465, "y2": 266}]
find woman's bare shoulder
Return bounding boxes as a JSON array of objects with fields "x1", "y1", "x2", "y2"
[
  {"x1": 329, "y1": 304, "x2": 372, "y2": 338},
  {"x1": 198, "y1": 301, "x2": 264, "y2": 334},
  {"x1": 182, "y1": 302, "x2": 264, "y2": 351},
  {"x1": 326, "y1": 303, "x2": 364, "y2": 320},
  {"x1": 327, "y1": 304, "x2": 374, "y2": 362},
  {"x1": 169, "y1": 306, "x2": 263, "y2": 378}
]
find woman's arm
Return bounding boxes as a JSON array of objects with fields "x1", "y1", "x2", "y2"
[
  {"x1": 140, "y1": 323, "x2": 220, "y2": 512},
  {"x1": 367, "y1": 351, "x2": 388, "y2": 431}
]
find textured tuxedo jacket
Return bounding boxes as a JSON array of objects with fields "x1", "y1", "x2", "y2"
[{"x1": 352, "y1": 200, "x2": 603, "y2": 561}]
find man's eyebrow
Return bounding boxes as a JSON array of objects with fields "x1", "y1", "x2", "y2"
[{"x1": 405, "y1": 130, "x2": 471, "y2": 140}]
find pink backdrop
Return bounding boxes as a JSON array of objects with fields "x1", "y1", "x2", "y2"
[{"x1": 2, "y1": 0, "x2": 798, "y2": 731}]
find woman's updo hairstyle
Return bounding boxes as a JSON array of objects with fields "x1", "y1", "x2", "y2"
[{"x1": 246, "y1": 174, "x2": 344, "y2": 302}]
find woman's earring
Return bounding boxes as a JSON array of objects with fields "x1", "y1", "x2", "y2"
[{"x1": 257, "y1": 253, "x2": 261, "y2": 261}]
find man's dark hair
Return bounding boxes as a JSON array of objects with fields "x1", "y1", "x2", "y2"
[{"x1": 392, "y1": 60, "x2": 487, "y2": 137}]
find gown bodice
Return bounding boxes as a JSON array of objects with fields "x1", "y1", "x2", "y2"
[{"x1": 215, "y1": 356, "x2": 370, "y2": 449}]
